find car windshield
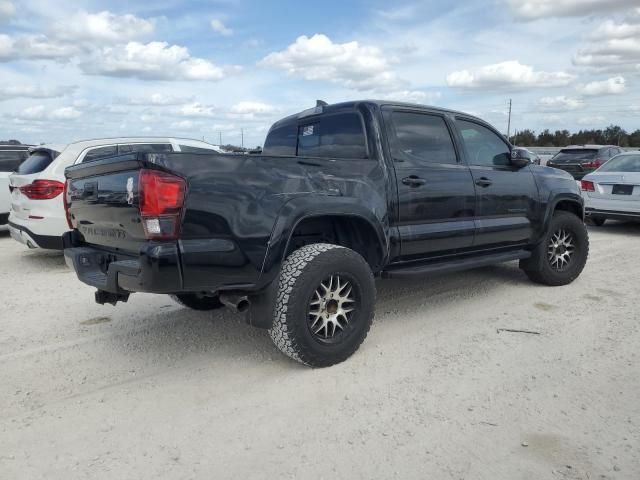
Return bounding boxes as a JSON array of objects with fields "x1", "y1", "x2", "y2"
[
  {"x1": 598, "y1": 154, "x2": 640, "y2": 172},
  {"x1": 552, "y1": 149, "x2": 598, "y2": 162},
  {"x1": 16, "y1": 150, "x2": 57, "y2": 174}
]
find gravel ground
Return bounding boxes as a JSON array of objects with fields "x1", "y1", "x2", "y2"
[{"x1": 0, "y1": 224, "x2": 639, "y2": 480}]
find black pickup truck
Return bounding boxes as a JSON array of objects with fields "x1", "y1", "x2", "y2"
[{"x1": 63, "y1": 100, "x2": 588, "y2": 367}]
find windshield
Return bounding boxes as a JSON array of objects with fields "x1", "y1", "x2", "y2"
[
  {"x1": 16, "y1": 151, "x2": 56, "y2": 174},
  {"x1": 598, "y1": 154, "x2": 640, "y2": 173},
  {"x1": 552, "y1": 149, "x2": 598, "y2": 162}
]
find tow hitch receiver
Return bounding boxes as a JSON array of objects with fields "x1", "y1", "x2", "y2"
[{"x1": 95, "y1": 290, "x2": 130, "y2": 306}]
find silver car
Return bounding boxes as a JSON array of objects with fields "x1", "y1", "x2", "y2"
[{"x1": 581, "y1": 152, "x2": 640, "y2": 226}]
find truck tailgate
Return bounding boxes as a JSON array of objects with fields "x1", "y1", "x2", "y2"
[{"x1": 66, "y1": 155, "x2": 149, "y2": 253}]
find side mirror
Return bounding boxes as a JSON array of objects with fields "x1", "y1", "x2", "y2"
[{"x1": 510, "y1": 148, "x2": 532, "y2": 168}]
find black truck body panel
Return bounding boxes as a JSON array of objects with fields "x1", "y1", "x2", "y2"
[{"x1": 64, "y1": 100, "x2": 584, "y2": 315}]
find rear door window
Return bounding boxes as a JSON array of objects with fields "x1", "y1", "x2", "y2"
[
  {"x1": 16, "y1": 151, "x2": 55, "y2": 174},
  {"x1": 177, "y1": 145, "x2": 218, "y2": 153},
  {"x1": 118, "y1": 143, "x2": 173, "y2": 154},
  {"x1": 0, "y1": 150, "x2": 28, "y2": 172},
  {"x1": 388, "y1": 112, "x2": 457, "y2": 166},
  {"x1": 297, "y1": 113, "x2": 367, "y2": 159},
  {"x1": 82, "y1": 146, "x2": 118, "y2": 163}
]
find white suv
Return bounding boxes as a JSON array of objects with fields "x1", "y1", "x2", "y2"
[
  {"x1": 8, "y1": 137, "x2": 223, "y2": 249},
  {"x1": 0, "y1": 144, "x2": 31, "y2": 230}
]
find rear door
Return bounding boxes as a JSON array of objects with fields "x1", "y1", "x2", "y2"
[
  {"x1": 9, "y1": 150, "x2": 57, "y2": 221},
  {"x1": 454, "y1": 118, "x2": 540, "y2": 248},
  {"x1": 384, "y1": 107, "x2": 476, "y2": 258}
]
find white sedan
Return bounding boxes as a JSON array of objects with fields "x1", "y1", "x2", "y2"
[{"x1": 581, "y1": 151, "x2": 640, "y2": 226}]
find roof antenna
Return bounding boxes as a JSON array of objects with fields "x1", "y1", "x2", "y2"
[{"x1": 316, "y1": 100, "x2": 328, "y2": 107}]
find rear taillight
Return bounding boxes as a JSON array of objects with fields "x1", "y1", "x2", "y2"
[
  {"x1": 138, "y1": 169, "x2": 186, "y2": 240},
  {"x1": 18, "y1": 179, "x2": 65, "y2": 200},
  {"x1": 582, "y1": 158, "x2": 603, "y2": 170},
  {"x1": 63, "y1": 179, "x2": 73, "y2": 229},
  {"x1": 581, "y1": 180, "x2": 595, "y2": 192}
]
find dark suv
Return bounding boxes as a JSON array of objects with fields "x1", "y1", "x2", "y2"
[{"x1": 547, "y1": 145, "x2": 623, "y2": 180}]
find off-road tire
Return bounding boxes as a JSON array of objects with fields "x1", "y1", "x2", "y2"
[
  {"x1": 170, "y1": 293, "x2": 224, "y2": 311},
  {"x1": 521, "y1": 211, "x2": 589, "y2": 286},
  {"x1": 589, "y1": 216, "x2": 606, "y2": 227},
  {"x1": 269, "y1": 243, "x2": 375, "y2": 367}
]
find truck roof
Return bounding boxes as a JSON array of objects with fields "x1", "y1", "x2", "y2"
[{"x1": 269, "y1": 100, "x2": 485, "y2": 131}]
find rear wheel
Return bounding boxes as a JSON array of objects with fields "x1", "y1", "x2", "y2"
[
  {"x1": 589, "y1": 216, "x2": 606, "y2": 226},
  {"x1": 521, "y1": 211, "x2": 589, "y2": 286},
  {"x1": 269, "y1": 243, "x2": 375, "y2": 367},
  {"x1": 170, "y1": 293, "x2": 224, "y2": 311}
]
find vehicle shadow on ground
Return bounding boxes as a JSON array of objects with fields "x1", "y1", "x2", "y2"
[
  {"x1": 588, "y1": 221, "x2": 640, "y2": 236},
  {"x1": 98, "y1": 262, "x2": 528, "y2": 369}
]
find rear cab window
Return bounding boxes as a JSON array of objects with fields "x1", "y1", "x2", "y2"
[
  {"x1": 16, "y1": 150, "x2": 56, "y2": 174},
  {"x1": 297, "y1": 113, "x2": 367, "y2": 159},
  {"x1": 263, "y1": 125, "x2": 297, "y2": 156}
]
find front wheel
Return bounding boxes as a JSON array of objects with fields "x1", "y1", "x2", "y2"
[
  {"x1": 521, "y1": 211, "x2": 589, "y2": 286},
  {"x1": 269, "y1": 244, "x2": 376, "y2": 367}
]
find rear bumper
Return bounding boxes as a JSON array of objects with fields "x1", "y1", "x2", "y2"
[
  {"x1": 585, "y1": 207, "x2": 640, "y2": 222},
  {"x1": 8, "y1": 221, "x2": 64, "y2": 249},
  {"x1": 63, "y1": 232, "x2": 182, "y2": 295}
]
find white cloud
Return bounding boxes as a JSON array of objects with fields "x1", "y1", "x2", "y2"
[
  {"x1": 0, "y1": 34, "x2": 79, "y2": 61},
  {"x1": 577, "y1": 115, "x2": 606, "y2": 125},
  {"x1": 506, "y1": 0, "x2": 638, "y2": 20},
  {"x1": 51, "y1": 106, "x2": 82, "y2": 120},
  {"x1": 0, "y1": 1, "x2": 15, "y2": 22},
  {"x1": 210, "y1": 19, "x2": 233, "y2": 36},
  {"x1": 52, "y1": 11, "x2": 154, "y2": 44},
  {"x1": 180, "y1": 102, "x2": 216, "y2": 117},
  {"x1": 171, "y1": 120, "x2": 195, "y2": 129},
  {"x1": 447, "y1": 60, "x2": 575, "y2": 89},
  {"x1": 377, "y1": 90, "x2": 441, "y2": 104},
  {"x1": 80, "y1": 41, "x2": 231, "y2": 81},
  {"x1": 538, "y1": 96, "x2": 585, "y2": 110},
  {"x1": 129, "y1": 93, "x2": 194, "y2": 106},
  {"x1": 0, "y1": 84, "x2": 76, "y2": 100},
  {"x1": 573, "y1": 10, "x2": 640, "y2": 71},
  {"x1": 260, "y1": 34, "x2": 403, "y2": 91},
  {"x1": 15, "y1": 105, "x2": 46, "y2": 120},
  {"x1": 576, "y1": 76, "x2": 625, "y2": 95},
  {"x1": 230, "y1": 101, "x2": 278, "y2": 115}
]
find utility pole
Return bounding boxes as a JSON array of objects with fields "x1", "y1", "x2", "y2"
[
  {"x1": 507, "y1": 98, "x2": 512, "y2": 140},
  {"x1": 219, "y1": 131, "x2": 222, "y2": 146},
  {"x1": 241, "y1": 128, "x2": 244, "y2": 149}
]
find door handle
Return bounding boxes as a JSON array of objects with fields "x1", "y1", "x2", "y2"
[
  {"x1": 402, "y1": 176, "x2": 426, "y2": 187},
  {"x1": 475, "y1": 177, "x2": 492, "y2": 188}
]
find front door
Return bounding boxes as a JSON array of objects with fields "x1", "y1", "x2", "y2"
[
  {"x1": 455, "y1": 118, "x2": 540, "y2": 248},
  {"x1": 384, "y1": 108, "x2": 476, "y2": 259}
]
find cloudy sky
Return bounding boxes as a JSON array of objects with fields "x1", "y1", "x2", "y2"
[{"x1": 0, "y1": 0, "x2": 638, "y2": 147}]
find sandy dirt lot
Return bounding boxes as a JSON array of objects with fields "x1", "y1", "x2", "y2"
[{"x1": 0, "y1": 224, "x2": 639, "y2": 480}]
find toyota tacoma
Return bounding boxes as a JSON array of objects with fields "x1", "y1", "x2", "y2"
[{"x1": 63, "y1": 100, "x2": 589, "y2": 367}]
